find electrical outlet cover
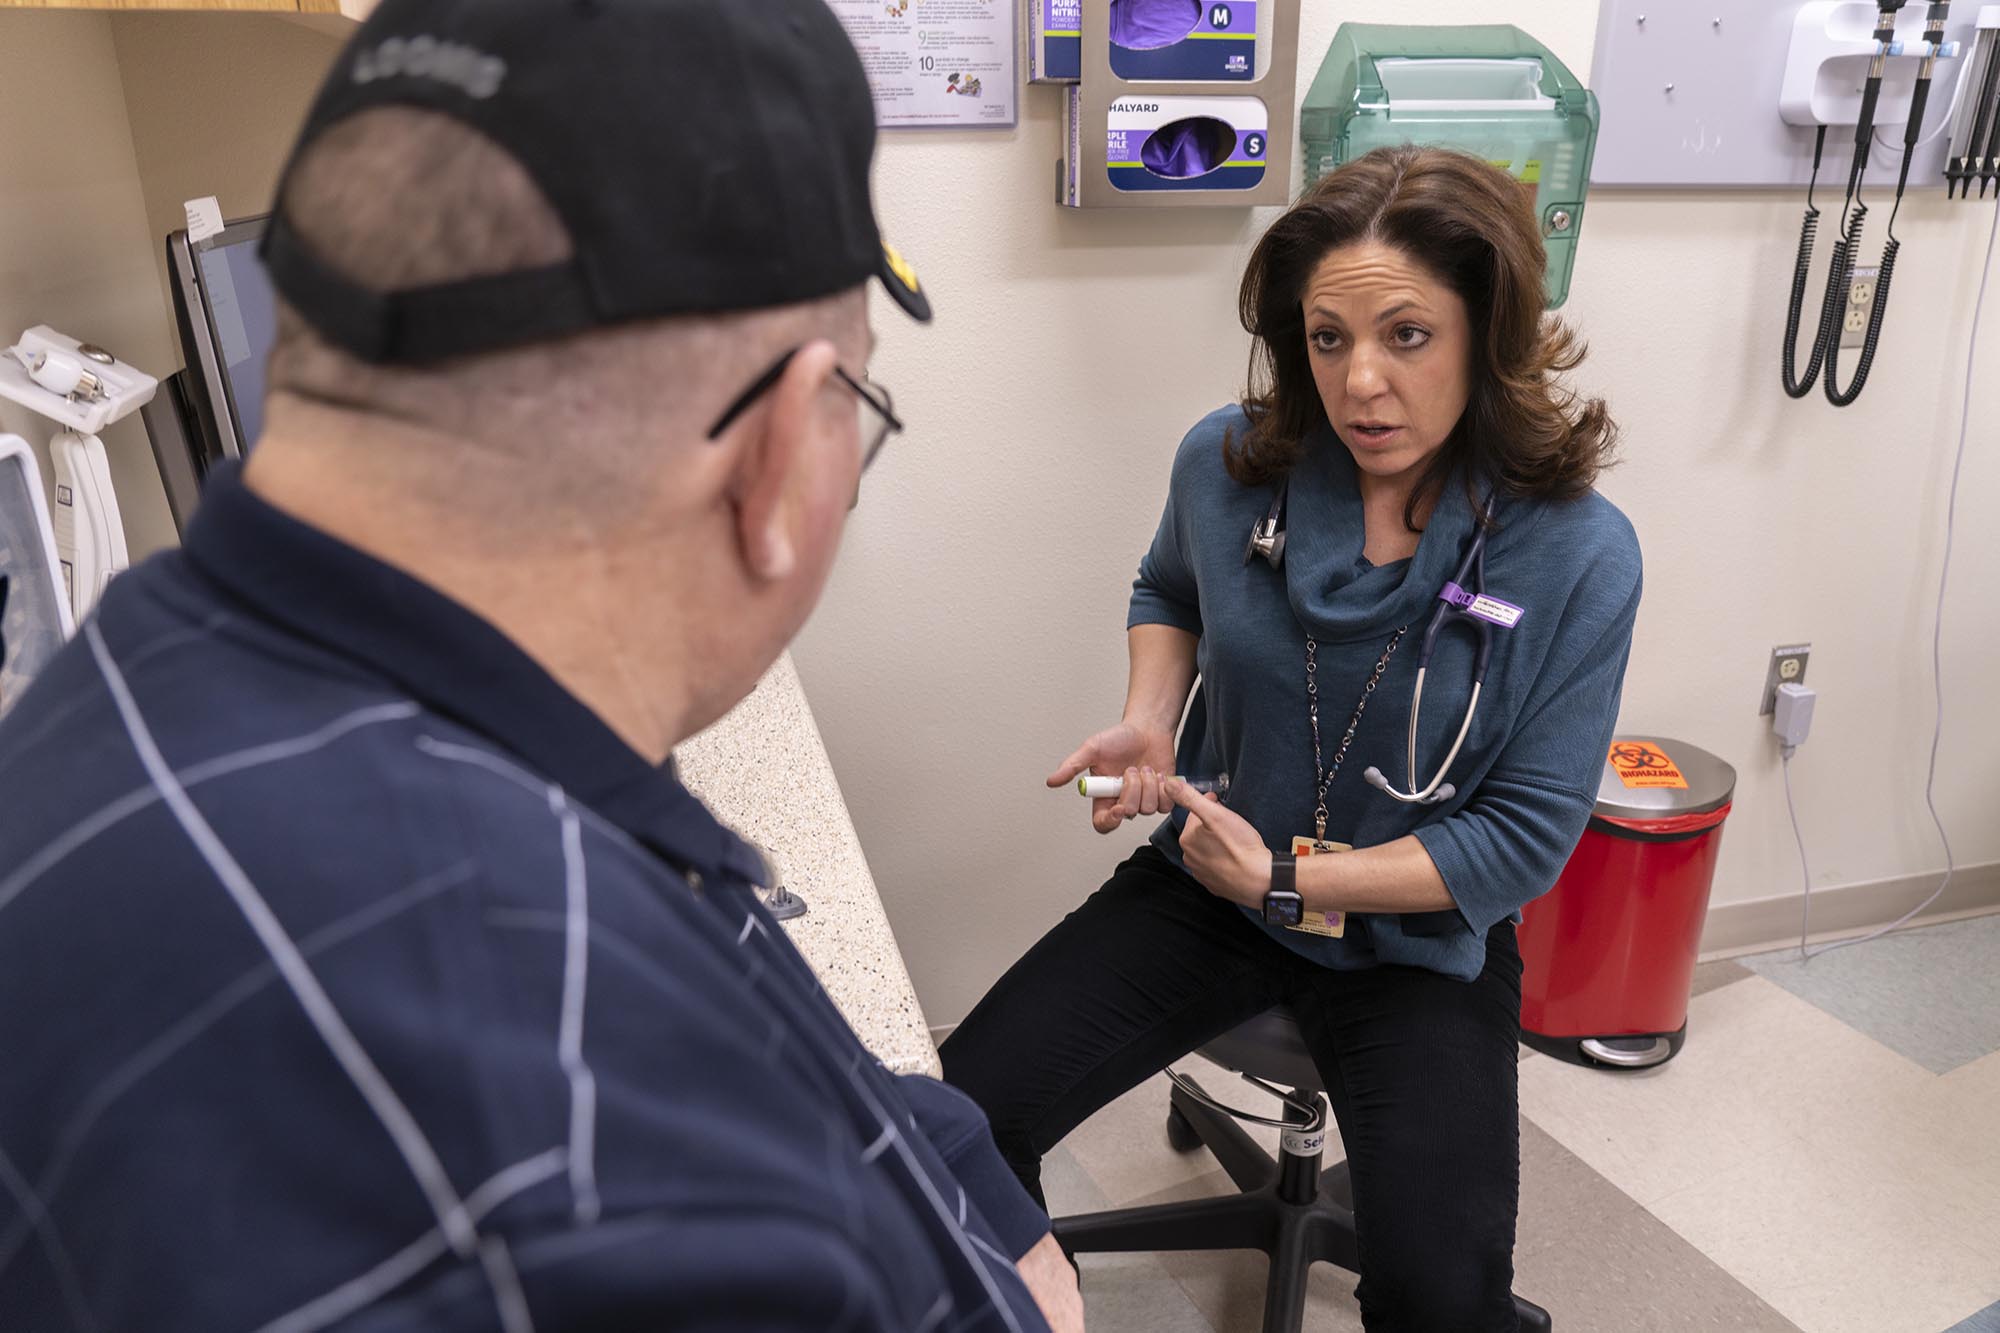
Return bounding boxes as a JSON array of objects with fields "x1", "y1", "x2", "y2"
[
  {"x1": 1760, "y1": 643, "x2": 1810, "y2": 715},
  {"x1": 1841, "y1": 266, "x2": 1879, "y2": 348}
]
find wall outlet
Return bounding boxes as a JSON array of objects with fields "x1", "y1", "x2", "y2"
[
  {"x1": 1760, "y1": 643, "x2": 1811, "y2": 715},
  {"x1": 1841, "y1": 265, "x2": 1879, "y2": 349}
]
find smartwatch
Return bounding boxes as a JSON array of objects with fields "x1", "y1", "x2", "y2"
[{"x1": 1262, "y1": 852, "x2": 1304, "y2": 927}]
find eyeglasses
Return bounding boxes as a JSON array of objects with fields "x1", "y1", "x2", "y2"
[{"x1": 705, "y1": 347, "x2": 902, "y2": 503}]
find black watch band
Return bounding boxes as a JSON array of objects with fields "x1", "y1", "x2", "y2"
[{"x1": 1263, "y1": 853, "x2": 1303, "y2": 927}]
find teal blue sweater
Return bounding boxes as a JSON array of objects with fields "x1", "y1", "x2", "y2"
[{"x1": 1131, "y1": 406, "x2": 1642, "y2": 982}]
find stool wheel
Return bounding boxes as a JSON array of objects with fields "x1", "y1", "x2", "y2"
[{"x1": 1165, "y1": 1104, "x2": 1202, "y2": 1153}]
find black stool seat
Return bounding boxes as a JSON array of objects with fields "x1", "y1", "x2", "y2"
[
  {"x1": 1197, "y1": 1006, "x2": 1322, "y2": 1093},
  {"x1": 1051, "y1": 1005, "x2": 1553, "y2": 1333}
]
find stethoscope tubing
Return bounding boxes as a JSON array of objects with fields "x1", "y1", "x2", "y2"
[{"x1": 1251, "y1": 480, "x2": 1500, "y2": 807}]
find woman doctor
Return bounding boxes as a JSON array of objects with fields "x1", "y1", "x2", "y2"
[{"x1": 941, "y1": 146, "x2": 1642, "y2": 1329}]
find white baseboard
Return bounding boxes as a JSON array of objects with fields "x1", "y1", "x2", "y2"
[{"x1": 1698, "y1": 860, "x2": 2000, "y2": 960}]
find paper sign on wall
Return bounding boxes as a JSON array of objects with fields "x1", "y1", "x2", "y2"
[
  {"x1": 1608, "y1": 742, "x2": 1689, "y2": 790},
  {"x1": 825, "y1": 0, "x2": 1017, "y2": 128}
]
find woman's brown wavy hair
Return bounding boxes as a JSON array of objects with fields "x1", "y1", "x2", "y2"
[{"x1": 1227, "y1": 145, "x2": 1617, "y2": 531}]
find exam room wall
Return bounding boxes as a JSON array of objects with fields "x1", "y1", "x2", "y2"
[
  {"x1": 0, "y1": 13, "x2": 179, "y2": 561},
  {"x1": 0, "y1": 12, "x2": 342, "y2": 564},
  {"x1": 793, "y1": 0, "x2": 2000, "y2": 1026},
  {"x1": 109, "y1": 10, "x2": 345, "y2": 504}
]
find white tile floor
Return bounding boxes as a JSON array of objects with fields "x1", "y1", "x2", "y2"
[{"x1": 1522, "y1": 977, "x2": 2000, "y2": 1333}]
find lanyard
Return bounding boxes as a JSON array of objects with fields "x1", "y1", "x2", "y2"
[{"x1": 1304, "y1": 625, "x2": 1408, "y2": 843}]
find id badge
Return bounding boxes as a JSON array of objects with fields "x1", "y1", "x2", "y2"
[{"x1": 1287, "y1": 836, "x2": 1349, "y2": 938}]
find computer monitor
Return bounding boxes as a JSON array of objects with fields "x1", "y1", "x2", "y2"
[{"x1": 152, "y1": 216, "x2": 277, "y2": 531}]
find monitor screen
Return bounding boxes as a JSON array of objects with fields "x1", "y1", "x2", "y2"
[
  {"x1": 164, "y1": 215, "x2": 276, "y2": 477},
  {"x1": 193, "y1": 231, "x2": 278, "y2": 453},
  {"x1": 154, "y1": 215, "x2": 278, "y2": 534}
]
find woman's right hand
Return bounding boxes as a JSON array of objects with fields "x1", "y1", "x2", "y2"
[{"x1": 1047, "y1": 723, "x2": 1180, "y2": 834}]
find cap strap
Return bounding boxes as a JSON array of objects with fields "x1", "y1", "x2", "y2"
[{"x1": 260, "y1": 216, "x2": 599, "y2": 365}]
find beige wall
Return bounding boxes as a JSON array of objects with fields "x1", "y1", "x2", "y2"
[
  {"x1": 112, "y1": 12, "x2": 343, "y2": 359},
  {"x1": 0, "y1": 11, "x2": 339, "y2": 561},
  {"x1": 794, "y1": 0, "x2": 2000, "y2": 1025},
  {"x1": 0, "y1": 13, "x2": 176, "y2": 558}
]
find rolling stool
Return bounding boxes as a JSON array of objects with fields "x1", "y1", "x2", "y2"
[{"x1": 1051, "y1": 1005, "x2": 1553, "y2": 1333}]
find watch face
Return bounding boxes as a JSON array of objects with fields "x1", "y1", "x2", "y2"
[{"x1": 1264, "y1": 892, "x2": 1303, "y2": 927}]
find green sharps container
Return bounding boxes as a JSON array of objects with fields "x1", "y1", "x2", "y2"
[{"x1": 1300, "y1": 24, "x2": 1600, "y2": 308}]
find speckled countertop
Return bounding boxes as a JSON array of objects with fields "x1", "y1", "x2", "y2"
[{"x1": 674, "y1": 653, "x2": 941, "y2": 1078}]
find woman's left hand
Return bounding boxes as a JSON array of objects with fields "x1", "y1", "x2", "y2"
[{"x1": 1166, "y1": 779, "x2": 1273, "y2": 911}]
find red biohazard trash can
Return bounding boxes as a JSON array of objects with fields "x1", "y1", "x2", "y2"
[{"x1": 1518, "y1": 737, "x2": 1736, "y2": 1071}]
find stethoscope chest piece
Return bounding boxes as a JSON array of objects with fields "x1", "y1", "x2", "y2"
[
  {"x1": 1243, "y1": 518, "x2": 1286, "y2": 568},
  {"x1": 1243, "y1": 483, "x2": 1288, "y2": 569}
]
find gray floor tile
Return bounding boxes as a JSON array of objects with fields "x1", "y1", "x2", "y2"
[
  {"x1": 1690, "y1": 957, "x2": 1755, "y2": 997},
  {"x1": 1042, "y1": 1142, "x2": 1112, "y2": 1215},
  {"x1": 1516, "y1": 1117, "x2": 1642, "y2": 1260},
  {"x1": 1944, "y1": 1299, "x2": 2000, "y2": 1332},
  {"x1": 1044, "y1": 1146, "x2": 1222, "y2": 1333},
  {"x1": 1072, "y1": 1252, "x2": 1228, "y2": 1333},
  {"x1": 1740, "y1": 913, "x2": 2000, "y2": 1073},
  {"x1": 1126, "y1": 1169, "x2": 1366, "y2": 1333},
  {"x1": 1513, "y1": 1120, "x2": 1804, "y2": 1331}
]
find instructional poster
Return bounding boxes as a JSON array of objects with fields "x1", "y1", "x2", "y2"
[{"x1": 827, "y1": 0, "x2": 1017, "y2": 129}]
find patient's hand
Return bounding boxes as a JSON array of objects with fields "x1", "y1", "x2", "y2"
[{"x1": 1016, "y1": 1232, "x2": 1085, "y2": 1333}]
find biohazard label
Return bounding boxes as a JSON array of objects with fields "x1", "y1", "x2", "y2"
[{"x1": 1608, "y1": 742, "x2": 1689, "y2": 789}]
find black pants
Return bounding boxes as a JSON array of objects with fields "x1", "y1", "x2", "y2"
[{"x1": 940, "y1": 845, "x2": 1525, "y2": 1332}]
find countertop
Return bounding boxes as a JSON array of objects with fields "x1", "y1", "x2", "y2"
[{"x1": 674, "y1": 653, "x2": 942, "y2": 1079}]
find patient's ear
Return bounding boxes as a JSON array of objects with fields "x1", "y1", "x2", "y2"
[{"x1": 731, "y1": 341, "x2": 840, "y2": 583}]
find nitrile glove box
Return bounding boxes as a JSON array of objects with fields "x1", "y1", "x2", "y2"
[
  {"x1": 1031, "y1": 0, "x2": 1260, "y2": 84},
  {"x1": 1029, "y1": 0, "x2": 1082, "y2": 82},
  {"x1": 1063, "y1": 87, "x2": 1272, "y2": 202}
]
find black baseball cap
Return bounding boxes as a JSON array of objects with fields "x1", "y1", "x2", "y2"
[{"x1": 260, "y1": 0, "x2": 931, "y2": 367}]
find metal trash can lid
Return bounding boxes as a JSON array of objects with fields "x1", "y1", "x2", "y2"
[{"x1": 1594, "y1": 736, "x2": 1736, "y2": 822}]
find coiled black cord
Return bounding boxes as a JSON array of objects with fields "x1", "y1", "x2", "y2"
[
  {"x1": 1782, "y1": 127, "x2": 1834, "y2": 397},
  {"x1": 1808, "y1": 199, "x2": 1868, "y2": 402},
  {"x1": 1825, "y1": 13, "x2": 1937, "y2": 405},
  {"x1": 1828, "y1": 108, "x2": 1921, "y2": 407}
]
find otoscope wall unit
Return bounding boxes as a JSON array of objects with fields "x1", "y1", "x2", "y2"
[{"x1": 1590, "y1": 0, "x2": 1989, "y2": 188}]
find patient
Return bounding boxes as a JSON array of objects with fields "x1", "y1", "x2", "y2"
[{"x1": 0, "y1": 3, "x2": 1077, "y2": 1329}]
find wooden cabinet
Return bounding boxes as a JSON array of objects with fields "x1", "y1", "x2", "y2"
[{"x1": 0, "y1": 2, "x2": 367, "y2": 14}]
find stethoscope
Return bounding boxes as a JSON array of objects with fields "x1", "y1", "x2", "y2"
[{"x1": 1245, "y1": 479, "x2": 1504, "y2": 806}]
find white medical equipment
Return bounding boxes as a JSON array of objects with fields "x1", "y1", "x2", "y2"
[
  {"x1": 0, "y1": 327, "x2": 156, "y2": 623},
  {"x1": 1077, "y1": 773, "x2": 1229, "y2": 799},
  {"x1": 0, "y1": 434, "x2": 74, "y2": 715},
  {"x1": 1780, "y1": 1, "x2": 1966, "y2": 406}
]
